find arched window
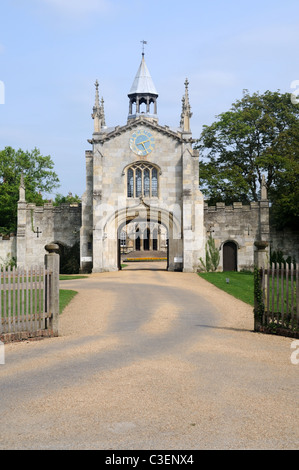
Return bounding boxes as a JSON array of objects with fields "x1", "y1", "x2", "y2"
[
  {"x1": 126, "y1": 163, "x2": 159, "y2": 198},
  {"x1": 120, "y1": 231, "x2": 127, "y2": 247}
]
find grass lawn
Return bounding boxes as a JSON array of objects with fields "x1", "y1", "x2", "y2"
[
  {"x1": 59, "y1": 289, "x2": 78, "y2": 313},
  {"x1": 1, "y1": 289, "x2": 78, "y2": 317},
  {"x1": 198, "y1": 271, "x2": 254, "y2": 306},
  {"x1": 59, "y1": 275, "x2": 88, "y2": 281}
]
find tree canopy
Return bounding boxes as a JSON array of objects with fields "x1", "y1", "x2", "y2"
[
  {"x1": 196, "y1": 90, "x2": 299, "y2": 229},
  {"x1": 0, "y1": 147, "x2": 59, "y2": 233},
  {"x1": 53, "y1": 192, "x2": 81, "y2": 206}
]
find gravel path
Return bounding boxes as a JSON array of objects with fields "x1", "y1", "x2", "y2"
[{"x1": 0, "y1": 263, "x2": 298, "y2": 450}]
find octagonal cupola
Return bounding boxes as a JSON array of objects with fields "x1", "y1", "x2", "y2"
[{"x1": 128, "y1": 52, "x2": 158, "y2": 122}]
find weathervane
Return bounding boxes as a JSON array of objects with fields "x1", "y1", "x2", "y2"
[{"x1": 141, "y1": 40, "x2": 147, "y2": 55}]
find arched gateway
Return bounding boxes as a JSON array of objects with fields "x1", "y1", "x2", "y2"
[
  {"x1": 113, "y1": 203, "x2": 182, "y2": 271},
  {"x1": 80, "y1": 52, "x2": 205, "y2": 273}
]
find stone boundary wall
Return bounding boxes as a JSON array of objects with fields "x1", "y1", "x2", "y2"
[
  {"x1": 17, "y1": 202, "x2": 81, "y2": 267},
  {"x1": 269, "y1": 226, "x2": 299, "y2": 262},
  {"x1": 203, "y1": 201, "x2": 263, "y2": 271}
]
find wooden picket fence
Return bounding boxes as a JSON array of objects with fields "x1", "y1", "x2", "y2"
[
  {"x1": 0, "y1": 265, "x2": 53, "y2": 342},
  {"x1": 254, "y1": 263, "x2": 299, "y2": 338}
]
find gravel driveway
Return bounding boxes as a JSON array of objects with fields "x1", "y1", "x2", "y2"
[{"x1": 0, "y1": 263, "x2": 298, "y2": 450}]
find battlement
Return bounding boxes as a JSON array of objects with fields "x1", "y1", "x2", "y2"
[
  {"x1": 204, "y1": 201, "x2": 262, "y2": 212},
  {"x1": 24, "y1": 202, "x2": 81, "y2": 213}
]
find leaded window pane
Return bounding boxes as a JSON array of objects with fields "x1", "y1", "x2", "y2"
[
  {"x1": 120, "y1": 231, "x2": 126, "y2": 246},
  {"x1": 127, "y1": 168, "x2": 134, "y2": 197},
  {"x1": 152, "y1": 168, "x2": 158, "y2": 197},
  {"x1": 136, "y1": 168, "x2": 142, "y2": 197},
  {"x1": 144, "y1": 169, "x2": 150, "y2": 197}
]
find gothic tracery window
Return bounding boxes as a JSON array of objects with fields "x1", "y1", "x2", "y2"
[{"x1": 126, "y1": 163, "x2": 159, "y2": 198}]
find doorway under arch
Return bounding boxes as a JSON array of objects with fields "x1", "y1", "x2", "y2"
[
  {"x1": 117, "y1": 218, "x2": 169, "y2": 270},
  {"x1": 222, "y1": 241, "x2": 238, "y2": 271}
]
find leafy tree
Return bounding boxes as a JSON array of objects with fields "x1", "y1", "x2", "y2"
[
  {"x1": 196, "y1": 90, "x2": 299, "y2": 229},
  {"x1": 0, "y1": 147, "x2": 59, "y2": 233},
  {"x1": 53, "y1": 192, "x2": 81, "y2": 206}
]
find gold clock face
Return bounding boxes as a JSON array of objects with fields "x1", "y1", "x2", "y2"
[{"x1": 130, "y1": 129, "x2": 155, "y2": 156}]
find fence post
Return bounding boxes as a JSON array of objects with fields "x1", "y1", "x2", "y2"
[
  {"x1": 254, "y1": 241, "x2": 268, "y2": 331},
  {"x1": 44, "y1": 244, "x2": 60, "y2": 337},
  {"x1": 254, "y1": 240, "x2": 268, "y2": 269}
]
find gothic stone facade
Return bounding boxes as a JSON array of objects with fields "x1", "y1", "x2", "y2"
[{"x1": 80, "y1": 118, "x2": 205, "y2": 273}]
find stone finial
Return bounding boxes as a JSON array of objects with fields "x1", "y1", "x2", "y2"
[
  {"x1": 95, "y1": 80, "x2": 100, "y2": 106},
  {"x1": 261, "y1": 174, "x2": 268, "y2": 200},
  {"x1": 181, "y1": 78, "x2": 192, "y2": 133},
  {"x1": 18, "y1": 171, "x2": 26, "y2": 202},
  {"x1": 92, "y1": 80, "x2": 102, "y2": 133}
]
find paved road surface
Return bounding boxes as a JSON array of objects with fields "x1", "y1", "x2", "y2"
[{"x1": 0, "y1": 263, "x2": 298, "y2": 450}]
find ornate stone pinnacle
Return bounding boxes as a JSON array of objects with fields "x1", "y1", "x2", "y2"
[{"x1": 94, "y1": 79, "x2": 100, "y2": 109}]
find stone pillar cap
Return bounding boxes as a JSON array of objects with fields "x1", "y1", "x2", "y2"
[
  {"x1": 45, "y1": 243, "x2": 59, "y2": 253},
  {"x1": 254, "y1": 240, "x2": 268, "y2": 249}
]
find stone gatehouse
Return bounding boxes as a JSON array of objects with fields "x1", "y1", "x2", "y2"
[{"x1": 3, "y1": 53, "x2": 297, "y2": 272}]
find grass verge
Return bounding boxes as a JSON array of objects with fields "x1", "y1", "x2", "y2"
[
  {"x1": 59, "y1": 290, "x2": 78, "y2": 313},
  {"x1": 198, "y1": 271, "x2": 254, "y2": 306}
]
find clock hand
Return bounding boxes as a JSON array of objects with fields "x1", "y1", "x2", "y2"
[
  {"x1": 138, "y1": 139, "x2": 150, "y2": 145},
  {"x1": 137, "y1": 140, "x2": 150, "y2": 150}
]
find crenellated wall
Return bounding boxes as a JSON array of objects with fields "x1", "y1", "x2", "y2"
[
  {"x1": 0, "y1": 196, "x2": 296, "y2": 271},
  {"x1": 204, "y1": 200, "x2": 269, "y2": 271},
  {"x1": 17, "y1": 202, "x2": 81, "y2": 268}
]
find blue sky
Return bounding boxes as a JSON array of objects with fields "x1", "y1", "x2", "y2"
[{"x1": 0, "y1": 0, "x2": 299, "y2": 198}]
